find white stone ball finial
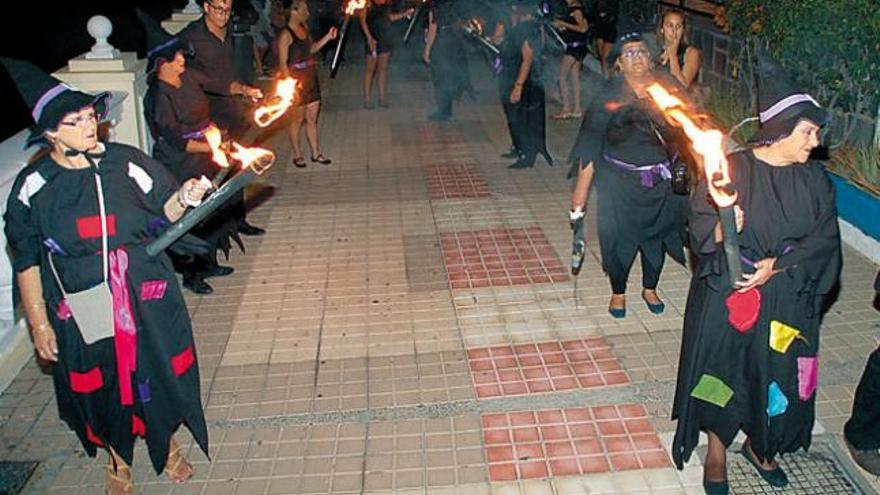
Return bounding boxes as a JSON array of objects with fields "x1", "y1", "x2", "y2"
[
  {"x1": 85, "y1": 15, "x2": 120, "y2": 59},
  {"x1": 182, "y1": 0, "x2": 203, "y2": 15}
]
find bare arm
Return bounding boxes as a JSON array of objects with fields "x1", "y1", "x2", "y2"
[
  {"x1": 311, "y1": 27, "x2": 339, "y2": 53},
  {"x1": 571, "y1": 160, "x2": 594, "y2": 210},
  {"x1": 668, "y1": 46, "x2": 701, "y2": 88},
  {"x1": 553, "y1": 10, "x2": 588, "y2": 33},
  {"x1": 276, "y1": 29, "x2": 291, "y2": 77},
  {"x1": 359, "y1": 9, "x2": 374, "y2": 43},
  {"x1": 423, "y1": 11, "x2": 437, "y2": 62},
  {"x1": 18, "y1": 267, "x2": 57, "y2": 362},
  {"x1": 185, "y1": 140, "x2": 211, "y2": 154}
]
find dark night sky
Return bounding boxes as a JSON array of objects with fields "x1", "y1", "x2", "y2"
[{"x1": 0, "y1": 0, "x2": 184, "y2": 141}]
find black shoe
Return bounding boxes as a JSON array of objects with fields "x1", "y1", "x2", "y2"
[
  {"x1": 428, "y1": 111, "x2": 451, "y2": 122},
  {"x1": 739, "y1": 443, "x2": 789, "y2": 487},
  {"x1": 183, "y1": 274, "x2": 213, "y2": 295},
  {"x1": 238, "y1": 222, "x2": 266, "y2": 236},
  {"x1": 542, "y1": 150, "x2": 554, "y2": 166},
  {"x1": 508, "y1": 157, "x2": 535, "y2": 169},
  {"x1": 202, "y1": 264, "x2": 234, "y2": 279},
  {"x1": 702, "y1": 479, "x2": 729, "y2": 495},
  {"x1": 845, "y1": 436, "x2": 880, "y2": 476},
  {"x1": 500, "y1": 147, "x2": 520, "y2": 159}
]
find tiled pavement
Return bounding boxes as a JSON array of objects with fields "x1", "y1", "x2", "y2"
[{"x1": 1, "y1": 43, "x2": 879, "y2": 495}]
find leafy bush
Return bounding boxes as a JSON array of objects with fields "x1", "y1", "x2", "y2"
[{"x1": 827, "y1": 146, "x2": 880, "y2": 197}]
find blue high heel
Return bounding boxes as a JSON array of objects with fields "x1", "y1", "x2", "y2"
[{"x1": 641, "y1": 291, "x2": 666, "y2": 314}]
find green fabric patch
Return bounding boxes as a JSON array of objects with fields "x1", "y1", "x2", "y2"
[{"x1": 690, "y1": 373, "x2": 735, "y2": 408}]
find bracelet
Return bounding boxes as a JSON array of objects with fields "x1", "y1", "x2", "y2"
[
  {"x1": 27, "y1": 301, "x2": 47, "y2": 310},
  {"x1": 514, "y1": 81, "x2": 524, "y2": 87},
  {"x1": 31, "y1": 322, "x2": 52, "y2": 334}
]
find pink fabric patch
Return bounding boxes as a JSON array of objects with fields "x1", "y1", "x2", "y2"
[
  {"x1": 797, "y1": 356, "x2": 818, "y2": 401},
  {"x1": 140, "y1": 280, "x2": 168, "y2": 301},
  {"x1": 56, "y1": 299, "x2": 72, "y2": 321},
  {"x1": 109, "y1": 248, "x2": 137, "y2": 406}
]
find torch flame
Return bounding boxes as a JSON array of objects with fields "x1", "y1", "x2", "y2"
[
  {"x1": 203, "y1": 125, "x2": 230, "y2": 169},
  {"x1": 344, "y1": 0, "x2": 366, "y2": 15},
  {"x1": 645, "y1": 83, "x2": 737, "y2": 207},
  {"x1": 253, "y1": 77, "x2": 298, "y2": 128},
  {"x1": 228, "y1": 142, "x2": 276, "y2": 175},
  {"x1": 468, "y1": 18, "x2": 484, "y2": 35}
]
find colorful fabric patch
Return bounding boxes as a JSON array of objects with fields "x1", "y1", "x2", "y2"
[
  {"x1": 75, "y1": 214, "x2": 117, "y2": 240},
  {"x1": 69, "y1": 367, "x2": 103, "y2": 393},
  {"x1": 690, "y1": 373, "x2": 735, "y2": 408},
  {"x1": 767, "y1": 381, "x2": 789, "y2": 418},
  {"x1": 56, "y1": 299, "x2": 72, "y2": 321},
  {"x1": 42, "y1": 238, "x2": 68, "y2": 256},
  {"x1": 147, "y1": 217, "x2": 169, "y2": 237},
  {"x1": 769, "y1": 320, "x2": 803, "y2": 354},
  {"x1": 17, "y1": 171, "x2": 46, "y2": 207},
  {"x1": 140, "y1": 280, "x2": 167, "y2": 301},
  {"x1": 127, "y1": 162, "x2": 154, "y2": 194},
  {"x1": 109, "y1": 248, "x2": 137, "y2": 406},
  {"x1": 171, "y1": 345, "x2": 195, "y2": 377},
  {"x1": 132, "y1": 414, "x2": 146, "y2": 437},
  {"x1": 85, "y1": 423, "x2": 104, "y2": 446},
  {"x1": 797, "y1": 357, "x2": 819, "y2": 401},
  {"x1": 138, "y1": 379, "x2": 152, "y2": 404},
  {"x1": 725, "y1": 288, "x2": 761, "y2": 333}
]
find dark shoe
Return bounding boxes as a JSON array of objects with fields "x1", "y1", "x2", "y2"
[
  {"x1": 428, "y1": 111, "x2": 451, "y2": 122},
  {"x1": 541, "y1": 150, "x2": 554, "y2": 166},
  {"x1": 845, "y1": 436, "x2": 880, "y2": 476},
  {"x1": 238, "y1": 222, "x2": 266, "y2": 236},
  {"x1": 739, "y1": 443, "x2": 789, "y2": 488},
  {"x1": 293, "y1": 156, "x2": 306, "y2": 168},
  {"x1": 641, "y1": 290, "x2": 666, "y2": 314},
  {"x1": 183, "y1": 274, "x2": 213, "y2": 295},
  {"x1": 608, "y1": 307, "x2": 626, "y2": 319},
  {"x1": 363, "y1": 101, "x2": 375, "y2": 109},
  {"x1": 702, "y1": 479, "x2": 729, "y2": 495},
  {"x1": 311, "y1": 154, "x2": 332, "y2": 165},
  {"x1": 500, "y1": 147, "x2": 520, "y2": 159},
  {"x1": 508, "y1": 157, "x2": 535, "y2": 169},
  {"x1": 202, "y1": 264, "x2": 234, "y2": 279}
]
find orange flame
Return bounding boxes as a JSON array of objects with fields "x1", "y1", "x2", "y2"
[
  {"x1": 344, "y1": 0, "x2": 366, "y2": 15},
  {"x1": 645, "y1": 83, "x2": 737, "y2": 207},
  {"x1": 468, "y1": 18, "x2": 484, "y2": 35},
  {"x1": 228, "y1": 142, "x2": 275, "y2": 175},
  {"x1": 253, "y1": 77, "x2": 298, "y2": 128},
  {"x1": 203, "y1": 125, "x2": 230, "y2": 169}
]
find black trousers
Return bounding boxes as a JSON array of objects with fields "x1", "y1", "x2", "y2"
[
  {"x1": 845, "y1": 346, "x2": 880, "y2": 450},
  {"x1": 608, "y1": 249, "x2": 664, "y2": 294}
]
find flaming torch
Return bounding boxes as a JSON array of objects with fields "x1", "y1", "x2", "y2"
[
  {"x1": 403, "y1": 0, "x2": 425, "y2": 45},
  {"x1": 330, "y1": 0, "x2": 367, "y2": 78},
  {"x1": 645, "y1": 83, "x2": 742, "y2": 286},
  {"x1": 253, "y1": 77, "x2": 298, "y2": 129},
  {"x1": 146, "y1": 143, "x2": 275, "y2": 257},
  {"x1": 463, "y1": 18, "x2": 500, "y2": 56}
]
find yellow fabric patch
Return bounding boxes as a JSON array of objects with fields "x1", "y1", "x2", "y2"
[{"x1": 769, "y1": 320, "x2": 802, "y2": 354}]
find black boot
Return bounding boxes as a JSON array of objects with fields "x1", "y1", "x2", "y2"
[
  {"x1": 238, "y1": 221, "x2": 266, "y2": 236},
  {"x1": 182, "y1": 273, "x2": 213, "y2": 295}
]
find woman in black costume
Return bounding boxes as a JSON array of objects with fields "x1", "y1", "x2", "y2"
[
  {"x1": 568, "y1": 32, "x2": 688, "y2": 317},
  {"x1": 423, "y1": 0, "x2": 471, "y2": 122},
  {"x1": 277, "y1": 0, "x2": 338, "y2": 167},
  {"x1": 140, "y1": 10, "x2": 237, "y2": 295},
  {"x1": 359, "y1": 0, "x2": 414, "y2": 108},
  {"x1": 591, "y1": 0, "x2": 618, "y2": 77},
  {"x1": 1, "y1": 58, "x2": 211, "y2": 495},
  {"x1": 499, "y1": 0, "x2": 553, "y2": 169},
  {"x1": 656, "y1": 9, "x2": 701, "y2": 89},
  {"x1": 671, "y1": 53, "x2": 841, "y2": 494},
  {"x1": 551, "y1": 0, "x2": 588, "y2": 120}
]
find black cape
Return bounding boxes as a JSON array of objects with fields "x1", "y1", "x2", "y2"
[
  {"x1": 428, "y1": 0, "x2": 472, "y2": 111},
  {"x1": 671, "y1": 151, "x2": 842, "y2": 467}
]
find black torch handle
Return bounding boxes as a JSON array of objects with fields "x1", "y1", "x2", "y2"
[
  {"x1": 146, "y1": 169, "x2": 257, "y2": 257},
  {"x1": 330, "y1": 17, "x2": 351, "y2": 79},
  {"x1": 718, "y1": 206, "x2": 742, "y2": 287},
  {"x1": 402, "y1": 4, "x2": 422, "y2": 45}
]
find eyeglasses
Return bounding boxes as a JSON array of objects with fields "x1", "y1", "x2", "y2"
[
  {"x1": 59, "y1": 112, "x2": 97, "y2": 127},
  {"x1": 621, "y1": 48, "x2": 650, "y2": 59},
  {"x1": 206, "y1": 2, "x2": 232, "y2": 14}
]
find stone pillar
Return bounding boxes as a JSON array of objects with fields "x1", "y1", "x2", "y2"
[
  {"x1": 162, "y1": 10, "x2": 202, "y2": 35},
  {"x1": 53, "y1": 16, "x2": 150, "y2": 152}
]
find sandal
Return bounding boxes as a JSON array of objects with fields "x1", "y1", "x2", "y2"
[
  {"x1": 311, "y1": 154, "x2": 332, "y2": 165},
  {"x1": 569, "y1": 111, "x2": 583, "y2": 119},
  {"x1": 293, "y1": 157, "x2": 306, "y2": 168},
  {"x1": 105, "y1": 458, "x2": 133, "y2": 495},
  {"x1": 553, "y1": 111, "x2": 572, "y2": 120},
  {"x1": 164, "y1": 441, "x2": 194, "y2": 484}
]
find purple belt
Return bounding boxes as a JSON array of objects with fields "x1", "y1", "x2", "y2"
[
  {"x1": 290, "y1": 58, "x2": 317, "y2": 70},
  {"x1": 603, "y1": 153, "x2": 675, "y2": 188}
]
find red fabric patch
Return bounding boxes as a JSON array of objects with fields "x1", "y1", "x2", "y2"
[
  {"x1": 726, "y1": 288, "x2": 762, "y2": 333},
  {"x1": 69, "y1": 367, "x2": 104, "y2": 393},
  {"x1": 171, "y1": 345, "x2": 195, "y2": 377},
  {"x1": 132, "y1": 415, "x2": 146, "y2": 437},
  {"x1": 140, "y1": 280, "x2": 168, "y2": 301},
  {"x1": 76, "y1": 214, "x2": 117, "y2": 239},
  {"x1": 86, "y1": 423, "x2": 104, "y2": 446}
]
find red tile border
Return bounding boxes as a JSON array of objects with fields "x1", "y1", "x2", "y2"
[
  {"x1": 468, "y1": 338, "x2": 630, "y2": 399},
  {"x1": 482, "y1": 405, "x2": 671, "y2": 481},
  {"x1": 440, "y1": 227, "x2": 569, "y2": 290},
  {"x1": 424, "y1": 162, "x2": 492, "y2": 200}
]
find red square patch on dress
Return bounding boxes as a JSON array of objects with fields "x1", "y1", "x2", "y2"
[
  {"x1": 86, "y1": 423, "x2": 104, "y2": 446},
  {"x1": 140, "y1": 280, "x2": 168, "y2": 301},
  {"x1": 69, "y1": 367, "x2": 104, "y2": 393},
  {"x1": 171, "y1": 345, "x2": 195, "y2": 377},
  {"x1": 132, "y1": 414, "x2": 146, "y2": 437},
  {"x1": 76, "y1": 214, "x2": 117, "y2": 239}
]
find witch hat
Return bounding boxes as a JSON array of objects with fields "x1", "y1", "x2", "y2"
[
  {"x1": 747, "y1": 47, "x2": 829, "y2": 145},
  {"x1": 136, "y1": 9, "x2": 189, "y2": 72},
  {"x1": 0, "y1": 58, "x2": 109, "y2": 145}
]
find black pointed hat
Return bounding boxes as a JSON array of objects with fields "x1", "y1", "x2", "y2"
[
  {"x1": 137, "y1": 9, "x2": 187, "y2": 72},
  {"x1": 0, "y1": 58, "x2": 109, "y2": 145},
  {"x1": 747, "y1": 48, "x2": 829, "y2": 145}
]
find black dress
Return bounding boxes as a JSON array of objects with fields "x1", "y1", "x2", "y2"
[
  {"x1": 146, "y1": 69, "x2": 242, "y2": 258},
  {"x1": 3, "y1": 143, "x2": 209, "y2": 473},
  {"x1": 568, "y1": 73, "x2": 688, "y2": 293},
  {"x1": 672, "y1": 151, "x2": 842, "y2": 468},
  {"x1": 499, "y1": 20, "x2": 550, "y2": 164},
  {"x1": 365, "y1": 3, "x2": 394, "y2": 55},
  {"x1": 560, "y1": 5, "x2": 588, "y2": 61},
  {"x1": 284, "y1": 26, "x2": 321, "y2": 107},
  {"x1": 428, "y1": 0, "x2": 471, "y2": 117},
  {"x1": 591, "y1": 0, "x2": 618, "y2": 43}
]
